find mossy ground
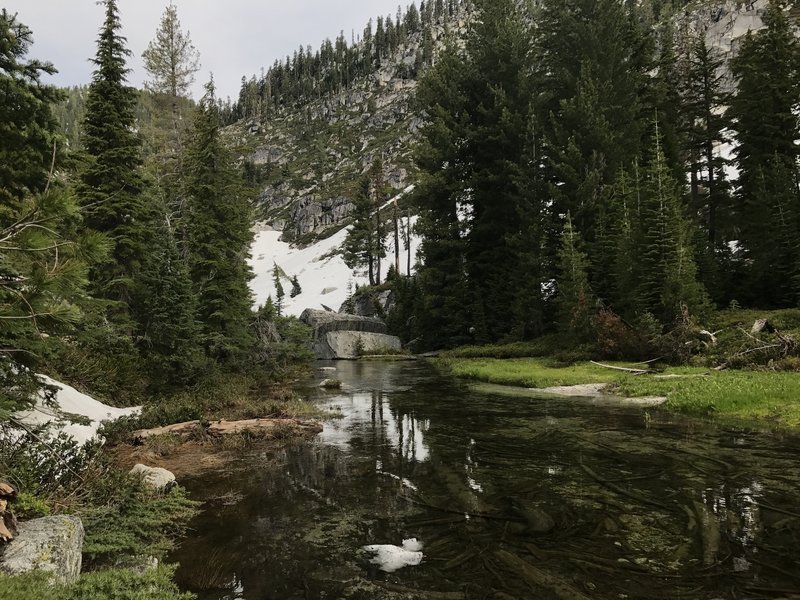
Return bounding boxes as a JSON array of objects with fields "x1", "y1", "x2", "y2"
[{"x1": 436, "y1": 356, "x2": 800, "y2": 429}]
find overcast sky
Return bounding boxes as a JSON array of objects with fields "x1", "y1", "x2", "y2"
[{"x1": 5, "y1": 0, "x2": 408, "y2": 101}]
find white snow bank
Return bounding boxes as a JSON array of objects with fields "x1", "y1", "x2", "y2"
[
  {"x1": 248, "y1": 186, "x2": 421, "y2": 318},
  {"x1": 14, "y1": 375, "x2": 140, "y2": 445},
  {"x1": 362, "y1": 538, "x2": 424, "y2": 572}
]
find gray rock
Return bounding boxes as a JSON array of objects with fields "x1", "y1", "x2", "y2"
[
  {"x1": 300, "y1": 309, "x2": 402, "y2": 359},
  {"x1": 130, "y1": 464, "x2": 177, "y2": 493},
  {"x1": 0, "y1": 515, "x2": 84, "y2": 584}
]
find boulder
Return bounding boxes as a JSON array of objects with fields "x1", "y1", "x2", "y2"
[
  {"x1": 129, "y1": 464, "x2": 177, "y2": 493},
  {"x1": 0, "y1": 515, "x2": 84, "y2": 584},
  {"x1": 300, "y1": 309, "x2": 402, "y2": 359}
]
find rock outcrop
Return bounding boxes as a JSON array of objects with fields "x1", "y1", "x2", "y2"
[
  {"x1": 300, "y1": 309, "x2": 402, "y2": 359},
  {"x1": 0, "y1": 515, "x2": 84, "y2": 584},
  {"x1": 129, "y1": 464, "x2": 177, "y2": 493}
]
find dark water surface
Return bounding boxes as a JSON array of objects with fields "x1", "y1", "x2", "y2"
[{"x1": 170, "y1": 361, "x2": 800, "y2": 599}]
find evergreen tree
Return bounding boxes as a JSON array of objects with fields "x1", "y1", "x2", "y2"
[
  {"x1": 185, "y1": 79, "x2": 254, "y2": 363},
  {"x1": 130, "y1": 191, "x2": 199, "y2": 380},
  {"x1": 728, "y1": 0, "x2": 800, "y2": 306},
  {"x1": 77, "y1": 0, "x2": 147, "y2": 319},
  {"x1": 634, "y1": 126, "x2": 708, "y2": 322},
  {"x1": 536, "y1": 0, "x2": 650, "y2": 253},
  {"x1": 683, "y1": 32, "x2": 731, "y2": 247},
  {"x1": 272, "y1": 264, "x2": 285, "y2": 315},
  {"x1": 342, "y1": 175, "x2": 380, "y2": 285},
  {"x1": 0, "y1": 12, "x2": 106, "y2": 411},
  {"x1": 0, "y1": 10, "x2": 64, "y2": 208},
  {"x1": 556, "y1": 213, "x2": 594, "y2": 340},
  {"x1": 413, "y1": 37, "x2": 471, "y2": 348},
  {"x1": 142, "y1": 3, "x2": 200, "y2": 100},
  {"x1": 413, "y1": 0, "x2": 540, "y2": 345}
]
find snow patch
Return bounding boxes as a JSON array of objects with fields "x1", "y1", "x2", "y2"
[
  {"x1": 249, "y1": 187, "x2": 421, "y2": 317},
  {"x1": 14, "y1": 375, "x2": 140, "y2": 445}
]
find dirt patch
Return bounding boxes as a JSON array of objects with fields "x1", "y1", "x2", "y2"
[{"x1": 111, "y1": 441, "x2": 244, "y2": 479}]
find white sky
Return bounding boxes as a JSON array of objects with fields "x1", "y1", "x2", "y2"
[{"x1": 5, "y1": 0, "x2": 410, "y2": 101}]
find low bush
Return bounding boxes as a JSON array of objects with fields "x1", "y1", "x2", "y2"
[{"x1": 0, "y1": 565, "x2": 194, "y2": 600}]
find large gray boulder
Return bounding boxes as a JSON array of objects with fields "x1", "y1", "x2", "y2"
[
  {"x1": 300, "y1": 309, "x2": 402, "y2": 359},
  {"x1": 0, "y1": 515, "x2": 84, "y2": 584}
]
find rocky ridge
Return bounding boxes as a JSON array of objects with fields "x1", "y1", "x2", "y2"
[{"x1": 226, "y1": 11, "x2": 470, "y2": 243}]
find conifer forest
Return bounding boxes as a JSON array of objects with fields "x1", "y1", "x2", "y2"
[{"x1": 2, "y1": 0, "x2": 800, "y2": 597}]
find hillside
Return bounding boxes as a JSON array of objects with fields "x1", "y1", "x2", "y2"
[{"x1": 225, "y1": 7, "x2": 470, "y2": 244}]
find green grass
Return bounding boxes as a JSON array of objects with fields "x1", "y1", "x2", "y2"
[
  {"x1": 436, "y1": 357, "x2": 622, "y2": 388},
  {"x1": 617, "y1": 371, "x2": 800, "y2": 426},
  {"x1": 437, "y1": 357, "x2": 800, "y2": 429}
]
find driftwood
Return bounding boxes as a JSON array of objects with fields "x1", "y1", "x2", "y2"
[
  {"x1": 0, "y1": 481, "x2": 18, "y2": 542},
  {"x1": 131, "y1": 418, "x2": 322, "y2": 443},
  {"x1": 206, "y1": 418, "x2": 323, "y2": 437},
  {"x1": 589, "y1": 361, "x2": 655, "y2": 375},
  {"x1": 131, "y1": 420, "x2": 203, "y2": 442}
]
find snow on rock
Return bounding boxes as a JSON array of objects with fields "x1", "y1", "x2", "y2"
[
  {"x1": 14, "y1": 375, "x2": 140, "y2": 445},
  {"x1": 249, "y1": 186, "x2": 421, "y2": 318},
  {"x1": 362, "y1": 538, "x2": 424, "y2": 573}
]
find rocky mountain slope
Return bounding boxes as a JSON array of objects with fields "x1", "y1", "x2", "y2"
[
  {"x1": 230, "y1": 0, "x2": 787, "y2": 247},
  {"x1": 225, "y1": 10, "x2": 470, "y2": 244}
]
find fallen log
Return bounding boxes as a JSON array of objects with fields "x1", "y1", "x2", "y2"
[
  {"x1": 131, "y1": 418, "x2": 323, "y2": 443},
  {"x1": 589, "y1": 361, "x2": 655, "y2": 375},
  {"x1": 131, "y1": 420, "x2": 203, "y2": 442},
  {"x1": 206, "y1": 418, "x2": 323, "y2": 437}
]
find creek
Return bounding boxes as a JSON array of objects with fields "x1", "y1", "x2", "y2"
[{"x1": 170, "y1": 360, "x2": 800, "y2": 599}]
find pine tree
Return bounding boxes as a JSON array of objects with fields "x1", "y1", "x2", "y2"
[
  {"x1": 0, "y1": 10, "x2": 64, "y2": 209},
  {"x1": 185, "y1": 79, "x2": 254, "y2": 363},
  {"x1": 556, "y1": 213, "x2": 594, "y2": 340},
  {"x1": 142, "y1": 3, "x2": 200, "y2": 100},
  {"x1": 728, "y1": 0, "x2": 800, "y2": 306},
  {"x1": 0, "y1": 13, "x2": 108, "y2": 412},
  {"x1": 272, "y1": 264, "x2": 285, "y2": 315},
  {"x1": 77, "y1": 0, "x2": 147, "y2": 319},
  {"x1": 536, "y1": 0, "x2": 650, "y2": 249},
  {"x1": 682, "y1": 33, "x2": 731, "y2": 248},
  {"x1": 130, "y1": 191, "x2": 199, "y2": 380},
  {"x1": 342, "y1": 175, "x2": 380, "y2": 285},
  {"x1": 413, "y1": 37, "x2": 471, "y2": 348},
  {"x1": 634, "y1": 126, "x2": 708, "y2": 322},
  {"x1": 413, "y1": 0, "x2": 541, "y2": 345}
]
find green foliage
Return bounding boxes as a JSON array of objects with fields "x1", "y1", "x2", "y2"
[
  {"x1": 0, "y1": 10, "x2": 65, "y2": 204},
  {"x1": 252, "y1": 305, "x2": 313, "y2": 377},
  {"x1": 80, "y1": 471, "x2": 199, "y2": 569},
  {"x1": 556, "y1": 213, "x2": 595, "y2": 341},
  {"x1": 142, "y1": 4, "x2": 199, "y2": 99},
  {"x1": 728, "y1": 0, "x2": 800, "y2": 307},
  {"x1": 78, "y1": 0, "x2": 148, "y2": 317},
  {"x1": 0, "y1": 565, "x2": 194, "y2": 600},
  {"x1": 185, "y1": 79, "x2": 255, "y2": 364},
  {"x1": 0, "y1": 422, "x2": 102, "y2": 502}
]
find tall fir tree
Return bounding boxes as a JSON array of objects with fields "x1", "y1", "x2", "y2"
[
  {"x1": 728, "y1": 0, "x2": 800, "y2": 306},
  {"x1": 0, "y1": 10, "x2": 64, "y2": 209},
  {"x1": 185, "y1": 79, "x2": 255, "y2": 363},
  {"x1": 77, "y1": 0, "x2": 147, "y2": 320},
  {"x1": 536, "y1": 0, "x2": 651, "y2": 255},
  {"x1": 633, "y1": 126, "x2": 708, "y2": 322},
  {"x1": 0, "y1": 12, "x2": 105, "y2": 412}
]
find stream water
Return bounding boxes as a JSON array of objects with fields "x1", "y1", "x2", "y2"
[{"x1": 170, "y1": 360, "x2": 800, "y2": 599}]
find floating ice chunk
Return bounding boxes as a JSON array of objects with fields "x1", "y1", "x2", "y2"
[{"x1": 362, "y1": 538, "x2": 424, "y2": 573}]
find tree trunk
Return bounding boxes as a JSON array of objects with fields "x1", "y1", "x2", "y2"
[{"x1": 393, "y1": 202, "x2": 400, "y2": 275}]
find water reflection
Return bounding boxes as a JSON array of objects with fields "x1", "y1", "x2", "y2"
[{"x1": 171, "y1": 361, "x2": 800, "y2": 599}]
